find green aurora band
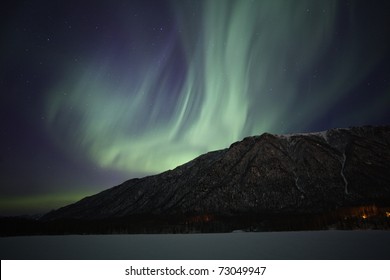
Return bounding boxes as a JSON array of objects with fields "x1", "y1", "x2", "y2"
[{"x1": 46, "y1": 0, "x2": 389, "y2": 175}]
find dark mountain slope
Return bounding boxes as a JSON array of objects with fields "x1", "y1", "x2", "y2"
[{"x1": 42, "y1": 125, "x2": 390, "y2": 223}]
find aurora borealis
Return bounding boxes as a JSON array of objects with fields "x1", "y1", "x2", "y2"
[{"x1": 1, "y1": 0, "x2": 390, "y2": 215}]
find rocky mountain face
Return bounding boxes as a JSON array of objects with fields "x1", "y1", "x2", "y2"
[{"x1": 42, "y1": 125, "x2": 390, "y2": 223}]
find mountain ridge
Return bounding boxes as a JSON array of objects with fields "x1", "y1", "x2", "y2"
[{"x1": 42, "y1": 125, "x2": 390, "y2": 222}]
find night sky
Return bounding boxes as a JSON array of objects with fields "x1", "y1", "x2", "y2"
[{"x1": 1, "y1": 0, "x2": 389, "y2": 215}]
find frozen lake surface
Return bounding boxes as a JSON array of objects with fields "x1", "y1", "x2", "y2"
[{"x1": 1, "y1": 230, "x2": 390, "y2": 259}]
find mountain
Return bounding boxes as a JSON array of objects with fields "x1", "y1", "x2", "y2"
[
  {"x1": 3, "y1": 125, "x2": 390, "y2": 235},
  {"x1": 39, "y1": 126, "x2": 390, "y2": 228}
]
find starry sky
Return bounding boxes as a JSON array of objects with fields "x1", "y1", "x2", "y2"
[{"x1": 1, "y1": 0, "x2": 390, "y2": 215}]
